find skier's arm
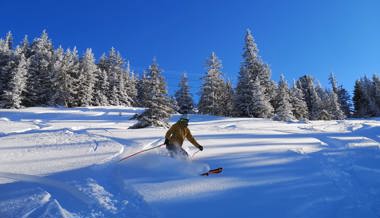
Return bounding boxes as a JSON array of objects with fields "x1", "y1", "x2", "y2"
[
  {"x1": 165, "y1": 125, "x2": 174, "y2": 140},
  {"x1": 185, "y1": 128, "x2": 202, "y2": 149}
]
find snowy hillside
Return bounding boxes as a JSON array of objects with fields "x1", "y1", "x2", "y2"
[{"x1": 1, "y1": 107, "x2": 380, "y2": 218}]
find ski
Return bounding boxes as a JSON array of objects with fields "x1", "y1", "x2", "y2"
[{"x1": 201, "y1": 167, "x2": 223, "y2": 176}]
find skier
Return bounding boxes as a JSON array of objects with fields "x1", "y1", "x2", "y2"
[{"x1": 164, "y1": 117, "x2": 203, "y2": 158}]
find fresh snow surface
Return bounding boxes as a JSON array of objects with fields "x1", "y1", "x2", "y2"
[{"x1": 1, "y1": 107, "x2": 380, "y2": 218}]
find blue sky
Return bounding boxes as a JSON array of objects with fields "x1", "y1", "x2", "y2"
[{"x1": 1, "y1": 0, "x2": 379, "y2": 100}]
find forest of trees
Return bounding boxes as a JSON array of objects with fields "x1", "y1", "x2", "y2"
[{"x1": 0, "y1": 30, "x2": 378, "y2": 126}]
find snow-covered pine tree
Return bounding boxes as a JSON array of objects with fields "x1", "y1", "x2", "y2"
[
  {"x1": 169, "y1": 96, "x2": 180, "y2": 113},
  {"x1": 0, "y1": 33, "x2": 15, "y2": 107},
  {"x1": 131, "y1": 58, "x2": 174, "y2": 128},
  {"x1": 353, "y1": 76, "x2": 377, "y2": 117},
  {"x1": 136, "y1": 71, "x2": 150, "y2": 107},
  {"x1": 24, "y1": 30, "x2": 54, "y2": 106},
  {"x1": 6, "y1": 32, "x2": 13, "y2": 49},
  {"x1": 250, "y1": 76, "x2": 274, "y2": 118},
  {"x1": 372, "y1": 74, "x2": 380, "y2": 116},
  {"x1": 274, "y1": 74, "x2": 294, "y2": 121},
  {"x1": 263, "y1": 64, "x2": 277, "y2": 108},
  {"x1": 290, "y1": 80, "x2": 308, "y2": 120},
  {"x1": 1, "y1": 50, "x2": 29, "y2": 108},
  {"x1": 362, "y1": 76, "x2": 377, "y2": 116},
  {"x1": 77, "y1": 48, "x2": 98, "y2": 106},
  {"x1": 328, "y1": 73, "x2": 339, "y2": 94},
  {"x1": 103, "y1": 48, "x2": 126, "y2": 105},
  {"x1": 109, "y1": 85, "x2": 120, "y2": 105},
  {"x1": 175, "y1": 72, "x2": 194, "y2": 114},
  {"x1": 117, "y1": 71, "x2": 128, "y2": 106},
  {"x1": 327, "y1": 90, "x2": 345, "y2": 120},
  {"x1": 336, "y1": 85, "x2": 352, "y2": 117},
  {"x1": 315, "y1": 82, "x2": 334, "y2": 120},
  {"x1": 314, "y1": 82, "x2": 334, "y2": 120},
  {"x1": 327, "y1": 74, "x2": 345, "y2": 120},
  {"x1": 92, "y1": 69, "x2": 109, "y2": 106},
  {"x1": 198, "y1": 52, "x2": 226, "y2": 116},
  {"x1": 19, "y1": 35, "x2": 31, "y2": 58},
  {"x1": 127, "y1": 68, "x2": 138, "y2": 106},
  {"x1": 123, "y1": 61, "x2": 137, "y2": 106},
  {"x1": 221, "y1": 79, "x2": 234, "y2": 117},
  {"x1": 353, "y1": 79, "x2": 366, "y2": 117},
  {"x1": 97, "y1": 53, "x2": 107, "y2": 72},
  {"x1": 49, "y1": 47, "x2": 69, "y2": 106},
  {"x1": 329, "y1": 73, "x2": 351, "y2": 117},
  {"x1": 64, "y1": 48, "x2": 80, "y2": 107},
  {"x1": 296, "y1": 75, "x2": 326, "y2": 120},
  {"x1": 234, "y1": 29, "x2": 274, "y2": 117}
]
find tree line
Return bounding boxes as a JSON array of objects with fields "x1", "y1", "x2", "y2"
[{"x1": 0, "y1": 30, "x2": 377, "y2": 127}]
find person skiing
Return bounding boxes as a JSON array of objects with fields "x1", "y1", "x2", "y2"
[{"x1": 164, "y1": 117, "x2": 203, "y2": 158}]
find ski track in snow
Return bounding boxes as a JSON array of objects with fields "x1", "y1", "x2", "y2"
[{"x1": 1, "y1": 107, "x2": 380, "y2": 218}]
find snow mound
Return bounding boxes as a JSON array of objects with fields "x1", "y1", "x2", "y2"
[
  {"x1": 0, "y1": 188, "x2": 75, "y2": 218},
  {"x1": 0, "y1": 129, "x2": 123, "y2": 184}
]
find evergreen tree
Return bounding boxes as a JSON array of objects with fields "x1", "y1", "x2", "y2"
[
  {"x1": 4, "y1": 31, "x2": 13, "y2": 50},
  {"x1": 372, "y1": 74, "x2": 380, "y2": 116},
  {"x1": 92, "y1": 69, "x2": 109, "y2": 106},
  {"x1": 290, "y1": 80, "x2": 308, "y2": 120},
  {"x1": 362, "y1": 76, "x2": 378, "y2": 116},
  {"x1": 169, "y1": 96, "x2": 180, "y2": 113},
  {"x1": 221, "y1": 79, "x2": 234, "y2": 117},
  {"x1": 296, "y1": 75, "x2": 325, "y2": 120},
  {"x1": 315, "y1": 82, "x2": 334, "y2": 120},
  {"x1": 250, "y1": 76, "x2": 274, "y2": 118},
  {"x1": 353, "y1": 79, "x2": 365, "y2": 117},
  {"x1": 77, "y1": 48, "x2": 98, "y2": 106},
  {"x1": 274, "y1": 74, "x2": 294, "y2": 121},
  {"x1": 117, "y1": 71, "x2": 128, "y2": 106},
  {"x1": 198, "y1": 52, "x2": 226, "y2": 116},
  {"x1": 136, "y1": 71, "x2": 150, "y2": 107},
  {"x1": 122, "y1": 61, "x2": 137, "y2": 106},
  {"x1": 24, "y1": 30, "x2": 54, "y2": 106},
  {"x1": 327, "y1": 90, "x2": 345, "y2": 120},
  {"x1": 0, "y1": 34, "x2": 15, "y2": 106},
  {"x1": 1, "y1": 51, "x2": 28, "y2": 108},
  {"x1": 175, "y1": 72, "x2": 194, "y2": 114},
  {"x1": 327, "y1": 73, "x2": 345, "y2": 120},
  {"x1": 131, "y1": 59, "x2": 174, "y2": 128},
  {"x1": 97, "y1": 53, "x2": 107, "y2": 72},
  {"x1": 19, "y1": 35, "x2": 31, "y2": 58},
  {"x1": 328, "y1": 73, "x2": 339, "y2": 94},
  {"x1": 102, "y1": 48, "x2": 127, "y2": 105},
  {"x1": 49, "y1": 47, "x2": 69, "y2": 106},
  {"x1": 312, "y1": 82, "x2": 329, "y2": 120},
  {"x1": 234, "y1": 29, "x2": 274, "y2": 116},
  {"x1": 127, "y1": 69, "x2": 138, "y2": 106},
  {"x1": 337, "y1": 85, "x2": 352, "y2": 117},
  {"x1": 64, "y1": 48, "x2": 80, "y2": 107},
  {"x1": 109, "y1": 85, "x2": 120, "y2": 105},
  {"x1": 329, "y1": 73, "x2": 351, "y2": 117},
  {"x1": 353, "y1": 76, "x2": 377, "y2": 117}
]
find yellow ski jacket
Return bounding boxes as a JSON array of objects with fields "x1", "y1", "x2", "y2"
[{"x1": 165, "y1": 122, "x2": 201, "y2": 149}]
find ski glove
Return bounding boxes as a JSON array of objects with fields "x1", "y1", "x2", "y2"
[
  {"x1": 199, "y1": 145, "x2": 204, "y2": 151},
  {"x1": 164, "y1": 138, "x2": 169, "y2": 145}
]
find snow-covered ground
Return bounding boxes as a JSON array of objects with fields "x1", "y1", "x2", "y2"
[{"x1": 1, "y1": 107, "x2": 380, "y2": 218}]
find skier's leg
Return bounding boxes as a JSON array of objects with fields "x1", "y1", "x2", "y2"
[
  {"x1": 166, "y1": 144, "x2": 188, "y2": 159},
  {"x1": 166, "y1": 144, "x2": 176, "y2": 157}
]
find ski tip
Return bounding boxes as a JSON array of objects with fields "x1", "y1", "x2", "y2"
[{"x1": 201, "y1": 167, "x2": 223, "y2": 176}]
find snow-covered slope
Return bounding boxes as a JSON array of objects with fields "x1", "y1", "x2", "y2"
[{"x1": 1, "y1": 107, "x2": 380, "y2": 218}]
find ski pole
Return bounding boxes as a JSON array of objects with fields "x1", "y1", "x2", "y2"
[
  {"x1": 191, "y1": 149, "x2": 201, "y2": 159},
  {"x1": 118, "y1": 143, "x2": 166, "y2": 162}
]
